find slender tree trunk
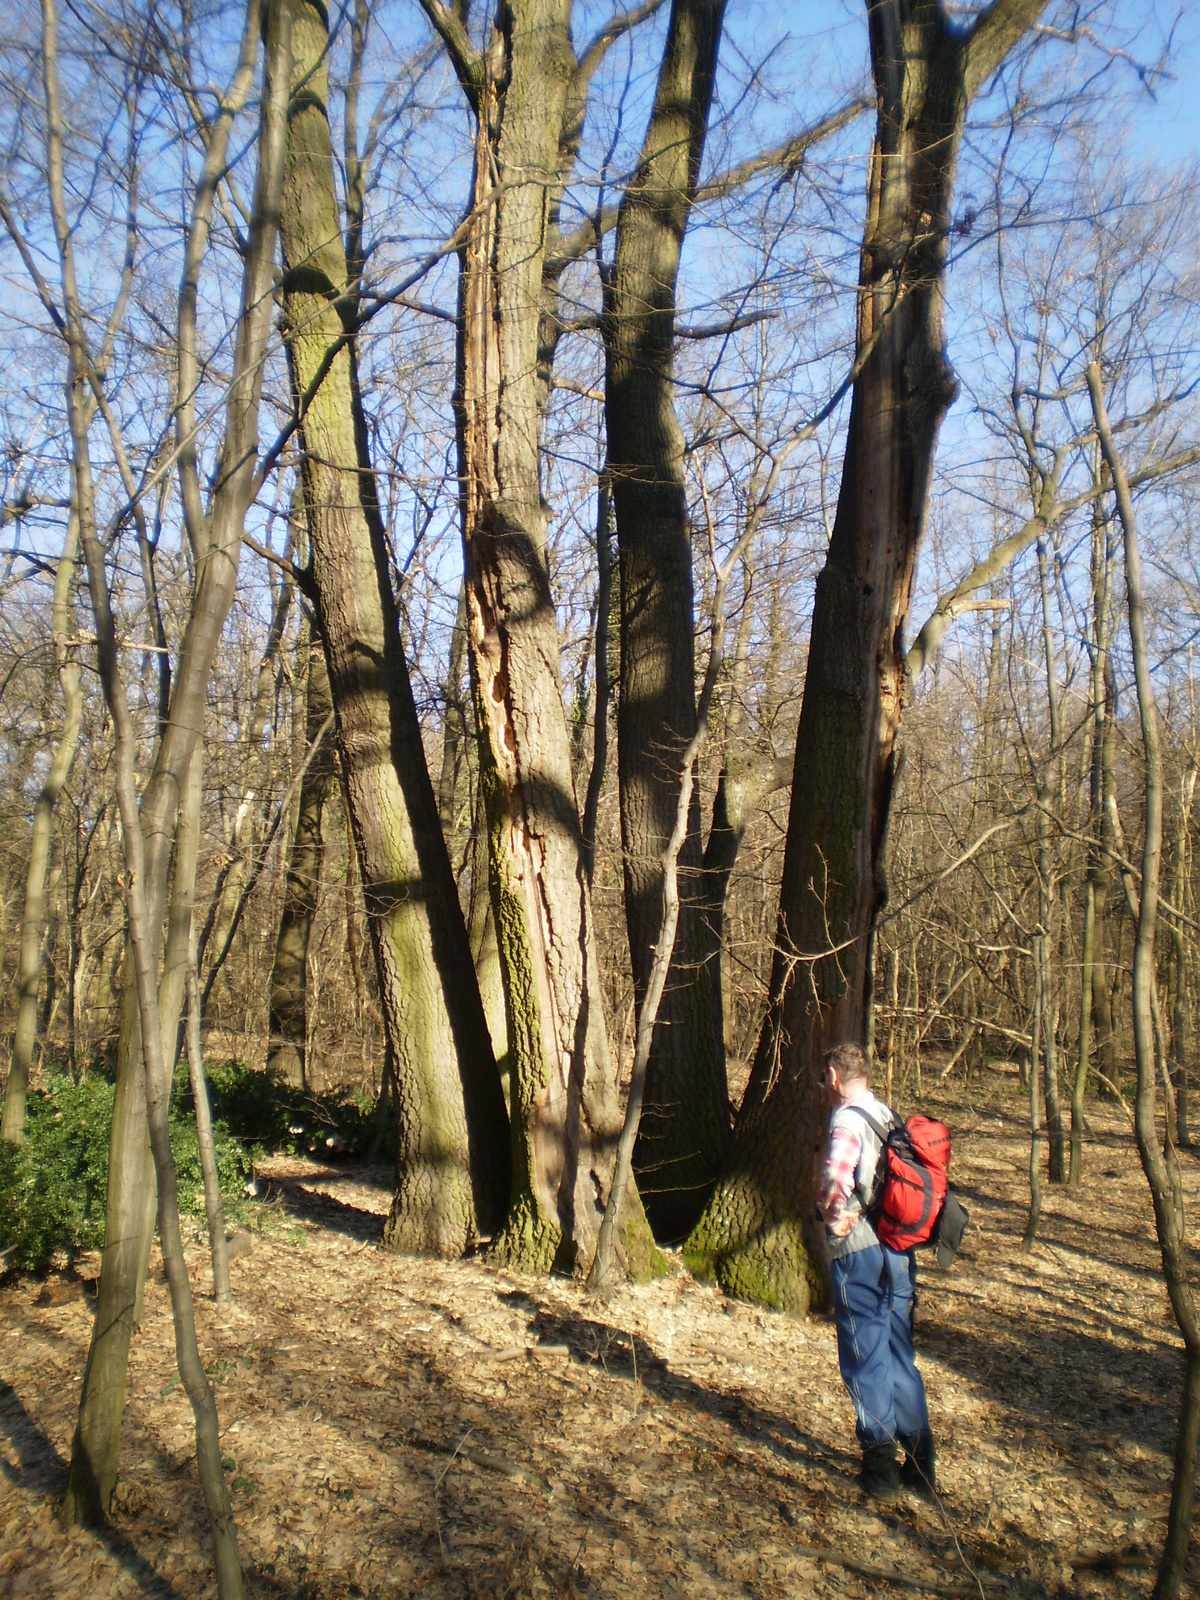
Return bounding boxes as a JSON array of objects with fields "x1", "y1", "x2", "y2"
[
  {"x1": 187, "y1": 942, "x2": 231, "y2": 1306},
  {"x1": 280, "y1": 0, "x2": 508, "y2": 1250},
  {"x1": 437, "y1": 583, "x2": 471, "y2": 836},
  {"x1": 1072, "y1": 479, "x2": 1111, "y2": 1180},
  {"x1": 1072, "y1": 874, "x2": 1094, "y2": 1187},
  {"x1": 699, "y1": 751, "x2": 792, "y2": 1051},
  {"x1": 448, "y1": 0, "x2": 660, "y2": 1277},
  {"x1": 197, "y1": 563, "x2": 292, "y2": 986},
  {"x1": 1169, "y1": 767, "x2": 1195, "y2": 1147},
  {"x1": 3, "y1": 506, "x2": 82, "y2": 1141},
  {"x1": 604, "y1": 0, "x2": 728, "y2": 1241},
  {"x1": 580, "y1": 470, "x2": 612, "y2": 885},
  {"x1": 268, "y1": 624, "x2": 334, "y2": 1087},
  {"x1": 686, "y1": 0, "x2": 1047, "y2": 1311},
  {"x1": 1089, "y1": 363, "x2": 1200, "y2": 1600},
  {"x1": 45, "y1": 0, "x2": 273, "y2": 1578},
  {"x1": 66, "y1": 0, "x2": 284, "y2": 1523},
  {"x1": 1036, "y1": 539, "x2": 1065, "y2": 1182},
  {"x1": 1023, "y1": 935, "x2": 1044, "y2": 1249}
]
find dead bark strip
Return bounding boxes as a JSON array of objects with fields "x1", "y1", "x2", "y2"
[{"x1": 443, "y1": 0, "x2": 661, "y2": 1276}]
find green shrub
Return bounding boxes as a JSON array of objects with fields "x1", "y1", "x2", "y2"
[
  {"x1": 189, "y1": 1059, "x2": 379, "y2": 1159},
  {"x1": 0, "y1": 1073, "x2": 252, "y2": 1275},
  {"x1": 0, "y1": 1074, "x2": 114, "y2": 1273}
]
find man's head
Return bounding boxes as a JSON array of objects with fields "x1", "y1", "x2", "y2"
[{"x1": 824, "y1": 1042, "x2": 871, "y2": 1104}]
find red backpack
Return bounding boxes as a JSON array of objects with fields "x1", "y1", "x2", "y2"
[{"x1": 848, "y1": 1106, "x2": 952, "y2": 1253}]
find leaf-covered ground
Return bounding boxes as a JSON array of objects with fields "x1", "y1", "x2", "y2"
[{"x1": 2, "y1": 1065, "x2": 1198, "y2": 1599}]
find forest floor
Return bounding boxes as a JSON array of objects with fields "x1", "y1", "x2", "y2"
[{"x1": 2, "y1": 1063, "x2": 1199, "y2": 1600}]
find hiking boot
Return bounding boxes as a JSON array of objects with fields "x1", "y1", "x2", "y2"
[
  {"x1": 899, "y1": 1431, "x2": 936, "y2": 1496},
  {"x1": 858, "y1": 1440, "x2": 900, "y2": 1501}
]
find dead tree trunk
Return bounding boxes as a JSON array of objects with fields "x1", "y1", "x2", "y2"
[{"x1": 686, "y1": 0, "x2": 1047, "y2": 1312}]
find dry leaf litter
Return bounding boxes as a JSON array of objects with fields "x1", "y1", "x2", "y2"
[{"x1": 1, "y1": 1066, "x2": 1196, "y2": 1598}]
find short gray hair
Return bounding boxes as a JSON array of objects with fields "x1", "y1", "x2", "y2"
[{"x1": 826, "y1": 1042, "x2": 871, "y2": 1086}]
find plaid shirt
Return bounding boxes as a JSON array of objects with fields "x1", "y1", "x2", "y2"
[{"x1": 817, "y1": 1090, "x2": 889, "y2": 1242}]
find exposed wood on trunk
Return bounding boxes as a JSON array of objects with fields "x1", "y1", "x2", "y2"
[{"x1": 443, "y1": 0, "x2": 661, "y2": 1276}]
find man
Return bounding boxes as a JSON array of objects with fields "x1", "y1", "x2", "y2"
[{"x1": 816, "y1": 1042, "x2": 936, "y2": 1500}]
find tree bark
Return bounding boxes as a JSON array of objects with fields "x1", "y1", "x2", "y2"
[
  {"x1": 445, "y1": 0, "x2": 661, "y2": 1276},
  {"x1": 197, "y1": 558, "x2": 293, "y2": 987},
  {"x1": 267, "y1": 624, "x2": 335, "y2": 1088},
  {"x1": 187, "y1": 936, "x2": 232, "y2": 1306},
  {"x1": 1168, "y1": 767, "x2": 1195, "y2": 1147},
  {"x1": 66, "y1": 0, "x2": 284, "y2": 1523},
  {"x1": 604, "y1": 0, "x2": 728, "y2": 1242},
  {"x1": 44, "y1": 0, "x2": 271, "y2": 1576},
  {"x1": 3, "y1": 505, "x2": 82, "y2": 1141},
  {"x1": 1088, "y1": 361, "x2": 1200, "y2": 1600},
  {"x1": 1022, "y1": 933, "x2": 1044, "y2": 1249},
  {"x1": 1035, "y1": 537, "x2": 1064, "y2": 1183},
  {"x1": 280, "y1": 0, "x2": 509, "y2": 1252},
  {"x1": 686, "y1": 0, "x2": 1047, "y2": 1312}
]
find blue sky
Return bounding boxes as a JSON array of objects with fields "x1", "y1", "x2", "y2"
[{"x1": 1130, "y1": 3, "x2": 1200, "y2": 159}]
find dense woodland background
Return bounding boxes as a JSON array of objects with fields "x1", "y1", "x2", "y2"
[{"x1": 3, "y1": 0, "x2": 1200, "y2": 1594}]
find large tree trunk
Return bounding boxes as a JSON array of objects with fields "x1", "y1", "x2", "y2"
[
  {"x1": 686, "y1": 0, "x2": 1046, "y2": 1312},
  {"x1": 66, "y1": 0, "x2": 286, "y2": 1524},
  {"x1": 605, "y1": 0, "x2": 728, "y2": 1243},
  {"x1": 448, "y1": 0, "x2": 660, "y2": 1277},
  {"x1": 280, "y1": 0, "x2": 508, "y2": 1252},
  {"x1": 3, "y1": 506, "x2": 83, "y2": 1142},
  {"x1": 267, "y1": 624, "x2": 335, "y2": 1087}
]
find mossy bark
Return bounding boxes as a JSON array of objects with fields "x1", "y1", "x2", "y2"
[
  {"x1": 686, "y1": 0, "x2": 1047, "y2": 1312},
  {"x1": 450, "y1": 0, "x2": 662, "y2": 1279},
  {"x1": 281, "y1": 0, "x2": 508, "y2": 1252}
]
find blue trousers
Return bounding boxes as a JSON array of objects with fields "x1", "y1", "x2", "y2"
[{"x1": 830, "y1": 1243, "x2": 931, "y2": 1446}]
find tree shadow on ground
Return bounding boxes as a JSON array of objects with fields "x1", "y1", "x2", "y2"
[
  {"x1": 0, "y1": 1379, "x2": 189, "y2": 1599},
  {"x1": 255, "y1": 1174, "x2": 386, "y2": 1243}
]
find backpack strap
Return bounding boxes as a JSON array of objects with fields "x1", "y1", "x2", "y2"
[
  {"x1": 843, "y1": 1104, "x2": 890, "y2": 1144},
  {"x1": 842, "y1": 1103, "x2": 893, "y2": 1215}
]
